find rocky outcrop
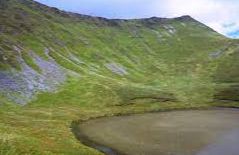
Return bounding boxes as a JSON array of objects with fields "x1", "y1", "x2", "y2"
[{"x1": 0, "y1": 50, "x2": 65, "y2": 104}]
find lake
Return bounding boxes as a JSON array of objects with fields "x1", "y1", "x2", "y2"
[{"x1": 75, "y1": 108, "x2": 239, "y2": 155}]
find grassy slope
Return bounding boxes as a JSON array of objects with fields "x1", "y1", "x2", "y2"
[{"x1": 0, "y1": 0, "x2": 239, "y2": 154}]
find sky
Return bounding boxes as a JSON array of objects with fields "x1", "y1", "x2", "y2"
[{"x1": 36, "y1": 0, "x2": 239, "y2": 38}]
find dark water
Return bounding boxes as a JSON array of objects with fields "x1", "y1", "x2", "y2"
[{"x1": 76, "y1": 109, "x2": 239, "y2": 155}]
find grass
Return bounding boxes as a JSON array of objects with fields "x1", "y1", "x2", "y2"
[{"x1": 0, "y1": 77, "x2": 238, "y2": 155}]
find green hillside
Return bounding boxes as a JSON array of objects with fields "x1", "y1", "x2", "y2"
[{"x1": 0, "y1": 0, "x2": 238, "y2": 154}]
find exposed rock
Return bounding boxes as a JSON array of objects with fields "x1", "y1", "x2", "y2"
[
  {"x1": 209, "y1": 50, "x2": 224, "y2": 59},
  {"x1": 181, "y1": 23, "x2": 186, "y2": 27},
  {"x1": 163, "y1": 25, "x2": 176, "y2": 35},
  {"x1": 69, "y1": 53, "x2": 85, "y2": 64},
  {"x1": 105, "y1": 63, "x2": 128, "y2": 76},
  {"x1": 0, "y1": 51, "x2": 66, "y2": 104}
]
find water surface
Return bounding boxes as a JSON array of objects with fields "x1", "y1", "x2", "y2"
[{"x1": 77, "y1": 109, "x2": 239, "y2": 155}]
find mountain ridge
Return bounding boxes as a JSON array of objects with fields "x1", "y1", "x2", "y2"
[{"x1": 0, "y1": 0, "x2": 237, "y2": 104}]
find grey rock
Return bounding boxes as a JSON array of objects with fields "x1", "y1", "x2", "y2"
[
  {"x1": 209, "y1": 50, "x2": 223, "y2": 59},
  {"x1": 105, "y1": 63, "x2": 128, "y2": 76},
  {"x1": 0, "y1": 51, "x2": 66, "y2": 104}
]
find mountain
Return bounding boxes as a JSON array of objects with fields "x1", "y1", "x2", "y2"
[{"x1": 0, "y1": 0, "x2": 238, "y2": 154}]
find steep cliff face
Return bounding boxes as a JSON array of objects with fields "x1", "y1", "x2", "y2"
[{"x1": 0, "y1": 0, "x2": 238, "y2": 104}]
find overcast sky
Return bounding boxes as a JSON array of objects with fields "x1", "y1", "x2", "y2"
[{"x1": 36, "y1": 0, "x2": 239, "y2": 38}]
